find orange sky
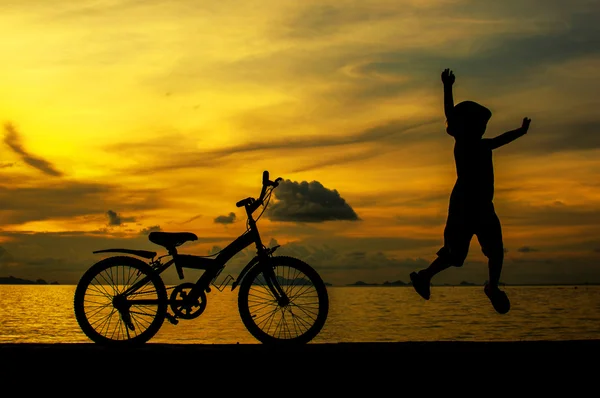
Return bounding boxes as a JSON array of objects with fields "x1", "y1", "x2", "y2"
[{"x1": 1, "y1": 0, "x2": 599, "y2": 285}]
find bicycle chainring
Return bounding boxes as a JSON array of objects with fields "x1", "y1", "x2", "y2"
[{"x1": 169, "y1": 283, "x2": 207, "y2": 320}]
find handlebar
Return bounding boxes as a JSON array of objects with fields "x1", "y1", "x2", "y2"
[
  {"x1": 236, "y1": 170, "x2": 282, "y2": 213},
  {"x1": 262, "y1": 170, "x2": 283, "y2": 189}
]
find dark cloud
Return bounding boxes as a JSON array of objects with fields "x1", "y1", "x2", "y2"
[
  {"x1": 518, "y1": 246, "x2": 539, "y2": 253},
  {"x1": 266, "y1": 180, "x2": 359, "y2": 223},
  {"x1": 214, "y1": 212, "x2": 236, "y2": 224},
  {"x1": 106, "y1": 210, "x2": 136, "y2": 226},
  {"x1": 139, "y1": 225, "x2": 162, "y2": 235},
  {"x1": 3, "y1": 123, "x2": 63, "y2": 177},
  {"x1": 0, "y1": 162, "x2": 14, "y2": 168}
]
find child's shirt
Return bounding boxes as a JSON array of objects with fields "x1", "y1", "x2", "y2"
[{"x1": 450, "y1": 138, "x2": 495, "y2": 209}]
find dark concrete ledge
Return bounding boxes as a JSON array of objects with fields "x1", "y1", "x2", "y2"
[
  {"x1": 2, "y1": 340, "x2": 599, "y2": 362},
  {"x1": 2, "y1": 340, "x2": 597, "y2": 386}
]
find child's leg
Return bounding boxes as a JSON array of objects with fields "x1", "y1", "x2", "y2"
[
  {"x1": 477, "y1": 208, "x2": 504, "y2": 288},
  {"x1": 487, "y1": 254, "x2": 503, "y2": 288},
  {"x1": 411, "y1": 216, "x2": 471, "y2": 299},
  {"x1": 477, "y1": 207, "x2": 510, "y2": 313},
  {"x1": 419, "y1": 253, "x2": 452, "y2": 280}
]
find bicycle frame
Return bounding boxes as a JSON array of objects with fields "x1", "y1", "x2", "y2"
[{"x1": 119, "y1": 185, "x2": 285, "y2": 307}]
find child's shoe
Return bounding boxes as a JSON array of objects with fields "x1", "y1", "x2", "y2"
[
  {"x1": 484, "y1": 284, "x2": 510, "y2": 314},
  {"x1": 410, "y1": 271, "x2": 431, "y2": 300}
]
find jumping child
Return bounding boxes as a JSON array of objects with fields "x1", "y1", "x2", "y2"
[{"x1": 409, "y1": 68, "x2": 531, "y2": 314}]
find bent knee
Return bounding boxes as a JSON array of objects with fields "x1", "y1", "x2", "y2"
[
  {"x1": 482, "y1": 244, "x2": 504, "y2": 260},
  {"x1": 437, "y1": 246, "x2": 468, "y2": 267}
]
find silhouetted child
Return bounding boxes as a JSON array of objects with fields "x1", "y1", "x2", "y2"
[{"x1": 410, "y1": 68, "x2": 531, "y2": 314}]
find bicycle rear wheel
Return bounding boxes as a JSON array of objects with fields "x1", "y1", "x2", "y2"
[
  {"x1": 238, "y1": 256, "x2": 329, "y2": 344},
  {"x1": 74, "y1": 256, "x2": 167, "y2": 346}
]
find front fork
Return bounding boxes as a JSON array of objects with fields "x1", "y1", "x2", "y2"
[{"x1": 259, "y1": 255, "x2": 289, "y2": 306}]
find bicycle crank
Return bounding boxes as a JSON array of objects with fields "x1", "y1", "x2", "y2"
[{"x1": 169, "y1": 282, "x2": 207, "y2": 319}]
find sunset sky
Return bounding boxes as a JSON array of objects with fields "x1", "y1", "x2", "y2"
[{"x1": 1, "y1": 0, "x2": 599, "y2": 286}]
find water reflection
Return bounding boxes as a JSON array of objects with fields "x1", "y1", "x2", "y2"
[{"x1": 0, "y1": 285, "x2": 599, "y2": 343}]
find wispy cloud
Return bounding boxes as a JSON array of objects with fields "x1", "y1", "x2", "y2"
[
  {"x1": 0, "y1": 181, "x2": 168, "y2": 225},
  {"x1": 3, "y1": 123, "x2": 63, "y2": 177},
  {"x1": 106, "y1": 210, "x2": 136, "y2": 226}
]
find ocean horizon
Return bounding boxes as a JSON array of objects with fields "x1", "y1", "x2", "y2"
[
  {"x1": 1, "y1": 284, "x2": 598, "y2": 344},
  {"x1": 3, "y1": 275, "x2": 600, "y2": 287}
]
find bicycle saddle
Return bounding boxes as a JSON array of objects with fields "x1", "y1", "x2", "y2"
[{"x1": 148, "y1": 232, "x2": 198, "y2": 248}]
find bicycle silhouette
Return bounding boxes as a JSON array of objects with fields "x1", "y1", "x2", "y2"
[{"x1": 74, "y1": 171, "x2": 329, "y2": 346}]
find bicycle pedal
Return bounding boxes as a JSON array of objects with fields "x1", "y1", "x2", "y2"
[{"x1": 165, "y1": 313, "x2": 179, "y2": 325}]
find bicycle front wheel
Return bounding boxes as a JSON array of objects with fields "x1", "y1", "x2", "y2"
[
  {"x1": 74, "y1": 256, "x2": 167, "y2": 346},
  {"x1": 238, "y1": 256, "x2": 329, "y2": 344}
]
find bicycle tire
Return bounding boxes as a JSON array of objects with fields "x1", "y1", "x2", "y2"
[
  {"x1": 74, "y1": 256, "x2": 167, "y2": 346},
  {"x1": 238, "y1": 256, "x2": 329, "y2": 344}
]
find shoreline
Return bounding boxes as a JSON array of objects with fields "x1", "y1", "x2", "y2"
[{"x1": 3, "y1": 339, "x2": 599, "y2": 357}]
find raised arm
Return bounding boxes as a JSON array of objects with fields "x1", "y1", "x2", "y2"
[
  {"x1": 488, "y1": 117, "x2": 531, "y2": 149},
  {"x1": 441, "y1": 68, "x2": 455, "y2": 119}
]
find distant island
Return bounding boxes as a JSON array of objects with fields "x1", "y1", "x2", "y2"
[
  {"x1": 346, "y1": 280, "x2": 478, "y2": 287},
  {"x1": 344, "y1": 280, "x2": 600, "y2": 287},
  {"x1": 0, "y1": 276, "x2": 59, "y2": 285},
  {"x1": 348, "y1": 280, "x2": 410, "y2": 287}
]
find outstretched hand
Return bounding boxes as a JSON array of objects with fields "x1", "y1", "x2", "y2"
[
  {"x1": 441, "y1": 68, "x2": 455, "y2": 86},
  {"x1": 521, "y1": 117, "x2": 531, "y2": 133}
]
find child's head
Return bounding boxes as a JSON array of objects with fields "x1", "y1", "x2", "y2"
[{"x1": 446, "y1": 100, "x2": 492, "y2": 140}]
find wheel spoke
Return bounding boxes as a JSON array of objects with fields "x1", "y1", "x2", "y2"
[
  {"x1": 75, "y1": 258, "x2": 167, "y2": 345},
  {"x1": 239, "y1": 257, "x2": 328, "y2": 344}
]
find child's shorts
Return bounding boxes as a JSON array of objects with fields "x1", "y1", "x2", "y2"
[{"x1": 437, "y1": 204, "x2": 504, "y2": 267}]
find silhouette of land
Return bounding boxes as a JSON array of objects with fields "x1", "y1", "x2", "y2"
[
  {"x1": 0, "y1": 276, "x2": 59, "y2": 285},
  {"x1": 346, "y1": 280, "x2": 600, "y2": 287},
  {"x1": 347, "y1": 280, "x2": 476, "y2": 286}
]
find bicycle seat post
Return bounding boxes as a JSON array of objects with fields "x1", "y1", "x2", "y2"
[{"x1": 168, "y1": 246, "x2": 185, "y2": 280}]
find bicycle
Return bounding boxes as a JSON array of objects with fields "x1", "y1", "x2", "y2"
[{"x1": 73, "y1": 171, "x2": 329, "y2": 346}]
